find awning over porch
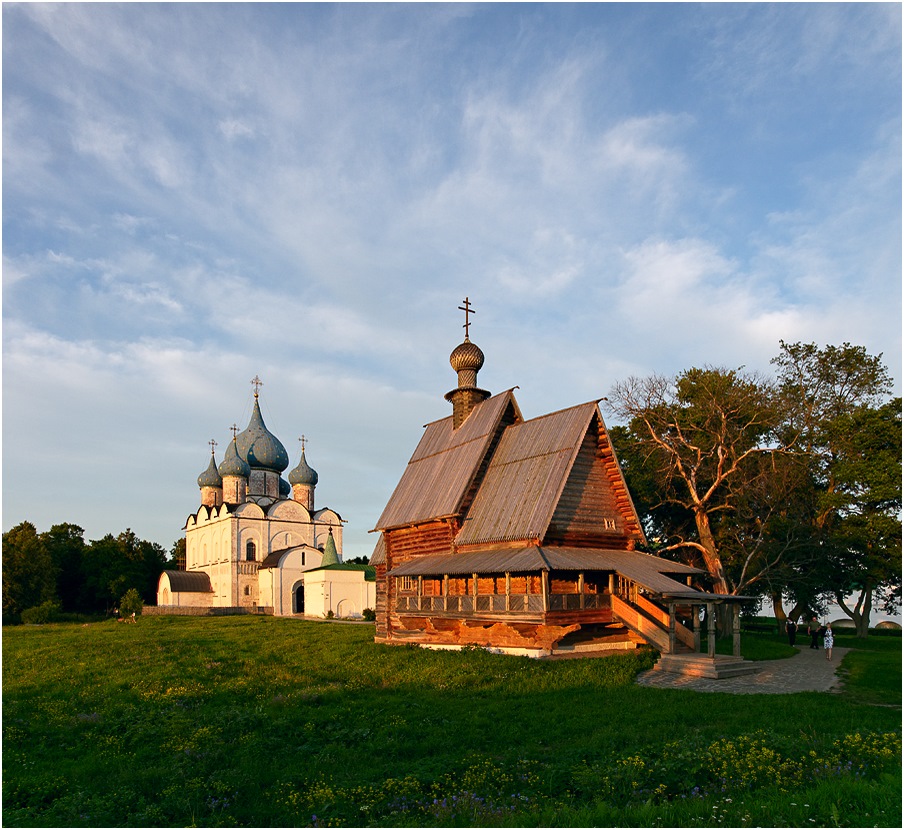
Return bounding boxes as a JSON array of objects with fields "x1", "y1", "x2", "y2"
[{"x1": 387, "y1": 545, "x2": 708, "y2": 597}]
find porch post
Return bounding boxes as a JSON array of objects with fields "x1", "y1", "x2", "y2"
[
  {"x1": 707, "y1": 602, "x2": 716, "y2": 658},
  {"x1": 732, "y1": 603, "x2": 741, "y2": 657},
  {"x1": 668, "y1": 602, "x2": 676, "y2": 655},
  {"x1": 443, "y1": 573, "x2": 449, "y2": 612},
  {"x1": 472, "y1": 573, "x2": 478, "y2": 610},
  {"x1": 693, "y1": 604, "x2": 702, "y2": 652},
  {"x1": 505, "y1": 572, "x2": 511, "y2": 612},
  {"x1": 541, "y1": 570, "x2": 549, "y2": 613},
  {"x1": 608, "y1": 573, "x2": 615, "y2": 595},
  {"x1": 579, "y1": 572, "x2": 585, "y2": 610}
]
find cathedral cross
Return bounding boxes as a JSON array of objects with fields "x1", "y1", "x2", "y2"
[
  {"x1": 299, "y1": 435, "x2": 307, "y2": 454},
  {"x1": 230, "y1": 423, "x2": 239, "y2": 439},
  {"x1": 458, "y1": 297, "x2": 476, "y2": 340},
  {"x1": 208, "y1": 438, "x2": 218, "y2": 456},
  {"x1": 251, "y1": 375, "x2": 263, "y2": 397}
]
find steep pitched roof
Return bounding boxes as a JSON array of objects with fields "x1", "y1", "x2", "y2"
[
  {"x1": 454, "y1": 401, "x2": 600, "y2": 546},
  {"x1": 373, "y1": 389, "x2": 521, "y2": 531}
]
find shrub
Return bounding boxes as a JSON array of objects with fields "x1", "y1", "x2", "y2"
[
  {"x1": 20, "y1": 600, "x2": 62, "y2": 625},
  {"x1": 362, "y1": 608, "x2": 376, "y2": 621},
  {"x1": 119, "y1": 588, "x2": 144, "y2": 617}
]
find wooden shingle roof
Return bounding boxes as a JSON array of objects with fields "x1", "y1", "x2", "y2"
[
  {"x1": 373, "y1": 389, "x2": 521, "y2": 531},
  {"x1": 454, "y1": 401, "x2": 600, "y2": 546}
]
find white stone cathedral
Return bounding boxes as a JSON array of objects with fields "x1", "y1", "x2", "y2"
[{"x1": 157, "y1": 378, "x2": 374, "y2": 618}]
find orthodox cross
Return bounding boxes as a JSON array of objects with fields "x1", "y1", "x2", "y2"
[
  {"x1": 458, "y1": 297, "x2": 476, "y2": 339},
  {"x1": 230, "y1": 423, "x2": 239, "y2": 439},
  {"x1": 208, "y1": 438, "x2": 218, "y2": 456},
  {"x1": 298, "y1": 435, "x2": 307, "y2": 454},
  {"x1": 251, "y1": 375, "x2": 263, "y2": 397}
]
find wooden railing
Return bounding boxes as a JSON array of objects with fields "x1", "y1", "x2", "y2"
[{"x1": 611, "y1": 577, "x2": 695, "y2": 654}]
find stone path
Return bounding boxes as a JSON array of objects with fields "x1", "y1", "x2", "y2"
[{"x1": 635, "y1": 645, "x2": 850, "y2": 694}]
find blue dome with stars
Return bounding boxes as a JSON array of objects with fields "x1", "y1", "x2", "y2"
[
  {"x1": 218, "y1": 439, "x2": 251, "y2": 478},
  {"x1": 197, "y1": 453, "x2": 223, "y2": 488},
  {"x1": 235, "y1": 396, "x2": 289, "y2": 474}
]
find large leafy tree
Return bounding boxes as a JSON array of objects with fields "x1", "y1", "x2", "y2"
[
  {"x1": 41, "y1": 523, "x2": 86, "y2": 613},
  {"x1": 2, "y1": 522, "x2": 58, "y2": 624},
  {"x1": 607, "y1": 366, "x2": 791, "y2": 604},
  {"x1": 773, "y1": 342, "x2": 900, "y2": 636},
  {"x1": 80, "y1": 529, "x2": 167, "y2": 612}
]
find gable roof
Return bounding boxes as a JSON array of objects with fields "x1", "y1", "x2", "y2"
[
  {"x1": 454, "y1": 401, "x2": 600, "y2": 546},
  {"x1": 373, "y1": 389, "x2": 521, "y2": 531}
]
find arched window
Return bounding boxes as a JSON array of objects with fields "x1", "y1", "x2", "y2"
[
  {"x1": 246, "y1": 540, "x2": 256, "y2": 562},
  {"x1": 244, "y1": 586, "x2": 251, "y2": 596}
]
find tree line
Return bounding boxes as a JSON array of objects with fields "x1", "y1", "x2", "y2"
[
  {"x1": 607, "y1": 341, "x2": 901, "y2": 637},
  {"x1": 2, "y1": 523, "x2": 179, "y2": 624}
]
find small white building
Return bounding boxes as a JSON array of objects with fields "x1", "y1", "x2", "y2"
[{"x1": 156, "y1": 380, "x2": 375, "y2": 618}]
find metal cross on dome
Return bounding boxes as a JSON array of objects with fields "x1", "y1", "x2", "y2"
[
  {"x1": 230, "y1": 423, "x2": 239, "y2": 439},
  {"x1": 208, "y1": 438, "x2": 218, "y2": 455},
  {"x1": 458, "y1": 297, "x2": 476, "y2": 339},
  {"x1": 251, "y1": 375, "x2": 264, "y2": 397},
  {"x1": 298, "y1": 435, "x2": 307, "y2": 453}
]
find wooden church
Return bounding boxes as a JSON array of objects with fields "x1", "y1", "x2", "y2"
[{"x1": 371, "y1": 301, "x2": 753, "y2": 669}]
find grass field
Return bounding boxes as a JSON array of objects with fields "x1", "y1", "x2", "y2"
[{"x1": 2, "y1": 617, "x2": 900, "y2": 827}]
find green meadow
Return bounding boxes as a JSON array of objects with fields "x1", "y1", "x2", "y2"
[{"x1": 2, "y1": 617, "x2": 900, "y2": 828}]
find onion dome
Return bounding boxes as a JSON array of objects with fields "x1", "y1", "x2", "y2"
[
  {"x1": 235, "y1": 396, "x2": 289, "y2": 473},
  {"x1": 218, "y1": 439, "x2": 251, "y2": 478},
  {"x1": 320, "y1": 528, "x2": 340, "y2": 566},
  {"x1": 449, "y1": 338, "x2": 485, "y2": 375},
  {"x1": 197, "y1": 453, "x2": 223, "y2": 488},
  {"x1": 278, "y1": 476, "x2": 291, "y2": 498},
  {"x1": 288, "y1": 448, "x2": 319, "y2": 487}
]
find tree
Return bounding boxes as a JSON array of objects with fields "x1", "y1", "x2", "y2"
[
  {"x1": 773, "y1": 342, "x2": 900, "y2": 637},
  {"x1": 2, "y1": 522, "x2": 58, "y2": 624},
  {"x1": 169, "y1": 537, "x2": 186, "y2": 570},
  {"x1": 607, "y1": 367, "x2": 790, "y2": 606},
  {"x1": 41, "y1": 523, "x2": 86, "y2": 613},
  {"x1": 80, "y1": 529, "x2": 167, "y2": 612}
]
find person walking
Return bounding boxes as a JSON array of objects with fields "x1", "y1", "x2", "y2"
[
  {"x1": 785, "y1": 617, "x2": 797, "y2": 647},
  {"x1": 823, "y1": 623, "x2": 834, "y2": 660},
  {"x1": 808, "y1": 617, "x2": 821, "y2": 649}
]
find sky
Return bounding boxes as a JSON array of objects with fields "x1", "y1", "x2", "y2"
[{"x1": 3, "y1": 2, "x2": 902, "y2": 572}]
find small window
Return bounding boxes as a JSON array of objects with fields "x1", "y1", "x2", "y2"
[
  {"x1": 603, "y1": 518, "x2": 617, "y2": 531},
  {"x1": 246, "y1": 540, "x2": 257, "y2": 562},
  {"x1": 244, "y1": 586, "x2": 251, "y2": 596},
  {"x1": 397, "y1": 576, "x2": 415, "y2": 592}
]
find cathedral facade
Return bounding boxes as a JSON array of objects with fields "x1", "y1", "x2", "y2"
[{"x1": 157, "y1": 380, "x2": 374, "y2": 618}]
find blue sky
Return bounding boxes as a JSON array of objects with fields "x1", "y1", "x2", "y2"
[{"x1": 3, "y1": 2, "x2": 901, "y2": 565}]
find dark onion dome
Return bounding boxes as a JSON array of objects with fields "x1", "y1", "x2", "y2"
[
  {"x1": 320, "y1": 528, "x2": 340, "y2": 566},
  {"x1": 288, "y1": 448, "x2": 319, "y2": 487},
  {"x1": 235, "y1": 397, "x2": 289, "y2": 473},
  {"x1": 278, "y1": 476, "x2": 291, "y2": 498},
  {"x1": 197, "y1": 454, "x2": 223, "y2": 488},
  {"x1": 449, "y1": 337, "x2": 485, "y2": 374},
  {"x1": 218, "y1": 439, "x2": 251, "y2": 478}
]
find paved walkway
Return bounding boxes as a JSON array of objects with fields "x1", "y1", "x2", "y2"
[{"x1": 635, "y1": 645, "x2": 850, "y2": 694}]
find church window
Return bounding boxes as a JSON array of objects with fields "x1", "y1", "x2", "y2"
[
  {"x1": 397, "y1": 576, "x2": 415, "y2": 593},
  {"x1": 244, "y1": 586, "x2": 251, "y2": 596},
  {"x1": 246, "y1": 540, "x2": 257, "y2": 561}
]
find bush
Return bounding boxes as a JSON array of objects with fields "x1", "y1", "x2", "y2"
[
  {"x1": 119, "y1": 588, "x2": 144, "y2": 617},
  {"x1": 20, "y1": 600, "x2": 62, "y2": 625},
  {"x1": 362, "y1": 608, "x2": 376, "y2": 621}
]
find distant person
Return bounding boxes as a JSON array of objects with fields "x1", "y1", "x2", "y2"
[
  {"x1": 785, "y1": 618, "x2": 797, "y2": 646},
  {"x1": 808, "y1": 617, "x2": 821, "y2": 649},
  {"x1": 823, "y1": 623, "x2": 834, "y2": 661}
]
